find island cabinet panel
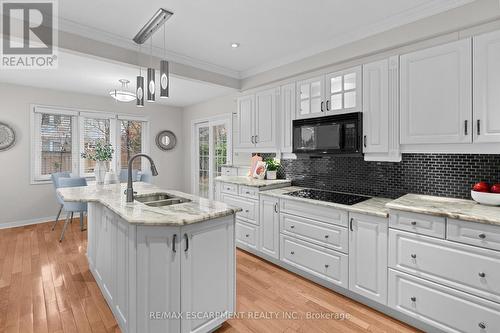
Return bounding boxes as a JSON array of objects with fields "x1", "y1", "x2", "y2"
[
  {"x1": 180, "y1": 217, "x2": 235, "y2": 333},
  {"x1": 94, "y1": 207, "x2": 115, "y2": 302},
  {"x1": 136, "y1": 226, "x2": 181, "y2": 333}
]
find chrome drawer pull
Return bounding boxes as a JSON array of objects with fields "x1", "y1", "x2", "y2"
[
  {"x1": 410, "y1": 297, "x2": 416, "y2": 302},
  {"x1": 478, "y1": 322, "x2": 486, "y2": 329},
  {"x1": 245, "y1": 191, "x2": 251, "y2": 194},
  {"x1": 245, "y1": 234, "x2": 249, "y2": 238},
  {"x1": 324, "y1": 264, "x2": 329, "y2": 268},
  {"x1": 478, "y1": 233, "x2": 486, "y2": 239},
  {"x1": 410, "y1": 221, "x2": 417, "y2": 226},
  {"x1": 411, "y1": 254, "x2": 417, "y2": 259},
  {"x1": 290, "y1": 225, "x2": 295, "y2": 229},
  {"x1": 324, "y1": 235, "x2": 329, "y2": 239},
  {"x1": 478, "y1": 272, "x2": 486, "y2": 278},
  {"x1": 290, "y1": 251, "x2": 295, "y2": 255},
  {"x1": 244, "y1": 209, "x2": 249, "y2": 213}
]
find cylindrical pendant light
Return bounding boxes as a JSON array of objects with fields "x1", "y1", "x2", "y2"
[
  {"x1": 147, "y1": 36, "x2": 155, "y2": 102},
  {"x1": 160, "y1": 25, "x2": 169, "y2": 98},
  {"x1": 136, "y1": 73, "x2": 144, "y2": 107}
]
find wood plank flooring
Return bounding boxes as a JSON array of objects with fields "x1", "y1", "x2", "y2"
[{"x1": 0, "y1": 220, "x2": 421, "y2": 333}]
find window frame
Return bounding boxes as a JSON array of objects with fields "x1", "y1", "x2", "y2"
[{"x1": 30, "y1": 105, "x2": 149, "y2": 184}]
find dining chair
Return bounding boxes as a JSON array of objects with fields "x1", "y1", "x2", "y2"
[
  {"x1": 55, "y1": 177, "x2": 88, "y2": 242},
  {"x1": 50, "y1": 172, "x2": 71, "y2": 225}
]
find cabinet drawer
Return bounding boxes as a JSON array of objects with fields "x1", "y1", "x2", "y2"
[
  {"x1": 389, "y1": 269, "x2": 500, "y2": 333},
  {"x1": 280, "y1": 235, "x2": 348, "y2": 287},
  {"x1": 389, "y1": 210, "x2": 445, "y2": 238},
  {"x1": 221, "y1": 167, "x2": 238, "y2": 176},
  {"x1": 447, "y1": 219, "x2": 500, "y2": 251},
  {"x1": 239, "y1": 186, "x2": 259, "y2": 200},
  {"x1": 236, "y1": 220, "x2": 258, "y2": 249},
  {"x1": 221, "y1": 182, "x2": 238, "y2": 195},
  {"x1": 280, "y1": 213, "x2": 348, "y2": 253},
  {"x1": 389, "y1": 229, "x2": 500, "y2": 303},
  {"x1": 281, "y1": 199, "x2": 348, "y2": 227},
  {"x1": 222, "y1": 194, "x2": 258, "y2": 224}
]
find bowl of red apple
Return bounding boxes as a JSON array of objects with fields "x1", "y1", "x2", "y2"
[{"x1": 471, "y1": 182, "x2": 500, "y2": 206}]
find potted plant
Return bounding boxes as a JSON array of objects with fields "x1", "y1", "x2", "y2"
[
  {"x1": 265, "y1": 158, "x2": 280, "y2": 180},
  {"x1": 81, "y1": 141, "x2": 114, "y2": 184}
]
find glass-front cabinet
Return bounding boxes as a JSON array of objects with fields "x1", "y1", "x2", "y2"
[{"x1": 295, "y1": 66, "x2": 362, "y2": 119}]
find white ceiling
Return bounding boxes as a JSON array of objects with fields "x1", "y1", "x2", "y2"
[
  {"x1": 0, "y1": 49, "x2": 235, "y2": 107},
  {"x1": 57, "y1": 0, "x2": 474, "y2": 78}
]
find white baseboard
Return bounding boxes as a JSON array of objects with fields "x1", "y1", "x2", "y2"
[{"x1": 0, "y1": 216, "x2": 54, "y2": 230}]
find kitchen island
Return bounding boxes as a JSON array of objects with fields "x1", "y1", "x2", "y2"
[{"x1": 58, "y1": 182, "x2": 241, "y2": 333}]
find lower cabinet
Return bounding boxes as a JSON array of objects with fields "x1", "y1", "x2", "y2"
[
  {"x1": 348, "y1": 213, "x2": 388, "y2": 305},
  {"x1": 259, "y1": 195, "x2": 280, "y2": 259},
  {"x1": 235, "y1": 219, "x2": 259, "y2": 250}
]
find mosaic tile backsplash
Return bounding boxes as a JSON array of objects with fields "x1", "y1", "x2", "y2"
[{"x1": 266, "y1": 154, "x2": 500, "y2": 200}]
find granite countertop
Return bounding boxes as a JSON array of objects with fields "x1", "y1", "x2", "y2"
[
  {"x1": 387, "y1": 194, "x2": 500, "y2": 226},
  {"x1": 260, "y1": 186, "x2": 391, "y2": 218},
  {"x1": 215, "y1": 176, "x2": 292, "y2": 189},
  {"x1": 57, "y1": 182, "x2": 241, "y2": 226}
]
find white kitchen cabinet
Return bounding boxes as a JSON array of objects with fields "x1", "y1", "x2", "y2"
[
  {"x1": 473, "y1": 29, "x2": 500, "y2": 143},
  {"x1": 255, "y1": 88, "x2": 277, "y2": 148},
  {"x1": 325, "y1": 66, "x2": 362, "y2": 114},
  {"x1": 400, "y1": 38, "x2": 472, "y2": 145},
  {"x1": 280, "y1": 82, "x2": 295, "y2": 153},
  {"x1": 296, "y1": 76, "x2": 325, "y2": 119},
  {"x1": 349, "y1": 212, "x2": 388, "y2": 305},
  {"x1": 235, "y1": 95, "x2": 255, "y2": 148},
  {"x1": 259, "y1": 195, "x2": 280, "y2": 259}
]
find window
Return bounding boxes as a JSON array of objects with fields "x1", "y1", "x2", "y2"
[
  {"x1": 327, "y1": 66, "x2": 362, "y2": 112},
  {"x1": 31, "y1": 106, "x2": 149, "y2": 184}
]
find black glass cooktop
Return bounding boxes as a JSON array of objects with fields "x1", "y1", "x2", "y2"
[{"x1": 285, "y1": 189, "x2": 370, "y2": 205}]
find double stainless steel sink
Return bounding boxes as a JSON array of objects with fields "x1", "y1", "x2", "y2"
[{"x1": 135, "y1": 193, "x2": 191, "y2": 207}]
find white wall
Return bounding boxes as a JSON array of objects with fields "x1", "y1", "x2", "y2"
[{"x1": 0, "y1": 83, "x2": 184, "y2": 227}]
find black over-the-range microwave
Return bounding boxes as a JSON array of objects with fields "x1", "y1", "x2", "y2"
[{"x1": 292, "y1": 112, "x2": 363, "y2": 155}]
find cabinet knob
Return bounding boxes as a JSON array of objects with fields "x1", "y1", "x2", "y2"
[
  {"x1": 410, "y1": 297, "x2": 416, "y2": 302},
  {"x1": 478, "y1": 322, "x2": 486, "y2": 329},
  {"x1": 324, "y1": 264, "x2": 329, "y2": 268},
  {"x1": 246, "y1": 191, "x2": 250, "y2": 194},
  {"x1": 290, "y1": 251, "x2": 295, "y2": 255},
  {"x1": 245, "y1": 234, "x2": 249, "y2": 238},
  {"x1": 411, "y1": 221, "x2": 417, "y2": 226},
  {"x1": 479, "y1": 233, "x2": 486, "y2": 239},
  {"x1": 411, "y1": 254, "x2": 417, "y2": 259},
  {"x1": 290, "y1": 225, "x2": 295, "y2": 229},
  {"x1": 245, "y1": 209, "x2": 249, "y2": 213},
  {"x1": 478, "y1": 272, "x2": 486, "y2": 278},
  {"x1": 324, "y1": 235, "x2": 329, "y2": 239}
]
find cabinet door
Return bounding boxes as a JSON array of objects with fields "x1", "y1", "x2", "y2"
[
  {"x1": 349, "y1": 213, "x2": 388, "y2": 305},
  {"x1": 325, "y1": 66, "x2": 362, "y2": 114},
  {"x1": 137, "y1": 226, "x2": 181, "y2": 333},
  {"x1": 400, "y1": 39, "x2": 472, "y2": 144},
  {"x1": 259, "y1": 195, "x2": 280, "y2": 259},
  {"x1": 95, "y1": 207, "x2": 114, "y2": 302},
  {"x1": 474, "y1": 29, "x2": 500, "y2": 143},
  {"x1": 255, "y1": 88, "x2": 277, "y2": 148},
  {"x1": 363, "y1": 59, "x2": 389, "y2": 153},
  {"x1": 280, "y1": 82, "x2": 295, "y2": 153},
  {"x1": 235, "y1": 95, "x2": 255, "y2": 148},
  {"x1": 296, "y1": 76, "x2": 325, "y2": 119},
  {"x1": 181, "y1": 217, "x2": 235, "y2": 333}
]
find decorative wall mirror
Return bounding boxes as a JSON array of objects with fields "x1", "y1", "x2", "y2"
[
  {"x1": 0, "y1": 122, "x2": 16, "y2": 151},
  {"x1": 156, "y1": 130, "x2": 177, "y2": 151}
]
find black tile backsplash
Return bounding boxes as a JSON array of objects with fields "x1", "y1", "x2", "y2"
[{"x1": 276, "y1": 154, "x2": 500, "y2": 199}]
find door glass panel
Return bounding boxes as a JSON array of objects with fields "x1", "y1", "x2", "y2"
[
  {"x1": 311, "y1": 81, "x2": 321, "y2": 97},
  {"x1": 344, "y1": 73, "x2": 356, "y2": 90},
  {"x1": 311, "y1": 97, "x2": 321, "y2": 113},
  {"x1": 331, "y1": 94, "x2": 343, "y2": 110},
  {"x1": 213, "y1": 124, "x2": 227, "y2": 183},
  {"x1": 300, "y1": 100, "x2": 310, "y2": 115},
  {"x1": 198, "y1": 126, "x2": 209, "y2": 198},
  {"x1": 331, "y1": 76, "x2": 342, "y2": 93},
  {"x1": 300, "y1": 84, "x2": 309, "y2": 99},
  {"x1": 344, "y1": 91, "x2": 356, "y2": 109}
]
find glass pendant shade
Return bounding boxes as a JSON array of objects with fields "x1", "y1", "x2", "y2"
[
  {"x1": 147, "y1": 68, "x2": 155, "y2": 102},
  {"x1": 136, "y1": 75, "x2": 144, "y2": 107},
  {"x1": 109, "y1": 79, "x2": 135, "y2": 102},
  {"x1": 160, "y1": 60, "x2": 169, "y2": 98}
]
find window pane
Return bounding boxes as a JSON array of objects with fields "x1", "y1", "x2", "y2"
[
  {"x1": 213, "y1": 124, "x2": 227, "y2": 179},
  {"x1": 83, "y1": 118, "x2": 110, "y2": 174},
  {"x1": 311, "y1": 97, "x2": 321, "y2": 113},
  {"x1": 344, "y1": 91, "x2": 356, "y2": 108},
  {"x1": 344, "y1": 73, "x2": 356, "y2": 90},
  {"x1": 311, "y1": 81, "x2": 321, "y2": 97},
  {"x1": 120, "y1": 120, "x2": 143, "y2": 171},
  {"x1": 300, "y1": 83, "x2": 309, "y2": 99},
  {"x1": 331, "y1": 94, "x2": 343, "y2": 110},
  {"x1": 330, "y1": 76, "x2": 342, "y2": 93},
  {"x1": 198, "y1": 126, "x2": 210, "y2": 197},
  {"x1": 40, "y1": 114, "x2": 72, "y2": 176}
]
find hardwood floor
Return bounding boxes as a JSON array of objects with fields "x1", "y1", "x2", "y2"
[{"x1": 0, "y1": 220, "x2": 421, "y2": 333}]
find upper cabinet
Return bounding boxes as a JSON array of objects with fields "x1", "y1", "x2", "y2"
[
  {"x1": 400, "y1": 39, "x2": 472, "y2": 145},
  {"x1": 279, "y1": 82, "x2": 296, "y2": 153},
  {"x1": 473, "y1": 29, "x2": 500, "y2": 143},
  {"x1": 235, "y1": 88, "x2": 277, "y2": 151},
  {"x1": 295, "y1": 66, "x2": 362, "y2": 120}
]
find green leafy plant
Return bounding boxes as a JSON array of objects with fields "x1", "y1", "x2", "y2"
[
  {"x1": 265, "y1": 158, "x2": 281, "y2": 171},
  {"x1": 81, "y1": 141, "x2": 114, "y2": 161}
]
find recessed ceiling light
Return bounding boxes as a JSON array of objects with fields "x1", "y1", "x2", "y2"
[{"x1": 231, "y1": 43, "x2": 240, "y2": 48}]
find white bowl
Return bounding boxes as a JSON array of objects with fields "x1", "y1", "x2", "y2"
[{"x1": 471, "y1": 190, "x2": 500, "y2": 206}]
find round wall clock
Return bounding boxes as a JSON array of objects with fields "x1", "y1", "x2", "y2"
[
  {"x1": 156, "y1": 130, "x2": 177, "y2": 151},
  {"x1": 0, "y1": 122, "x2": 15, "y2": 151}
]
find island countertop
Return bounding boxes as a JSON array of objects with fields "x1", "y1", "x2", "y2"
[
  {"x1": 215, "y1": 176, "x2": 291, "y2": 189},
  {"x1": 57, "y1": 182, "x2": 241, "y2": 226}
]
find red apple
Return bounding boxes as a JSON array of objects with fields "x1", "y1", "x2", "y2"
[
  {"x1": 490, "y1": 184, "x2": 500, "y2": 194},
  {"x1": 473, "y1": 182, "x2": 490, "y2": 193}
]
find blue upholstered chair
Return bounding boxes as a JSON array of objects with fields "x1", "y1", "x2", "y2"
[
  {"x1": 140, "y1": 171, "x2": 152, "y2": 183},
  {"x1": 50, "y1": 172, "x2": 71, "y2": 224},
  {"x1": 55, "y1": 177, "x2": 88, "y2": 242}
]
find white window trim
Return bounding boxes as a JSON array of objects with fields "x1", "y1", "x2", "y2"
[{"x1": 30, "y1": 105, "x2": 150, "y2": 184}]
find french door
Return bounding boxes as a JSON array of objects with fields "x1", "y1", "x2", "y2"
[{"x1": 193, "y1": 116, "x2": 231, "y2": 199}]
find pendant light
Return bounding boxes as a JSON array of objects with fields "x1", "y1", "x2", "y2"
[
  {"x1": 160, "y1": 24, "x2": 169, "y2": 98},
  {"x1": 136, "y1": 45, "x2": 144, "y2": 107},
  {"x1": 109, "y1": 79, "x2": 136, "y2": 102},
  {"x1": 147, "y1": 36, "x2": 155, "y2": 102}
]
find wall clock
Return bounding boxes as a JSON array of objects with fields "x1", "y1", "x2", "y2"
[
  {"x1": 0, "y1": 122, "x2": 15, "y2": 151},
  {"x1": 156, "y1": 130, "x2": 177, "y2": 151}
]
